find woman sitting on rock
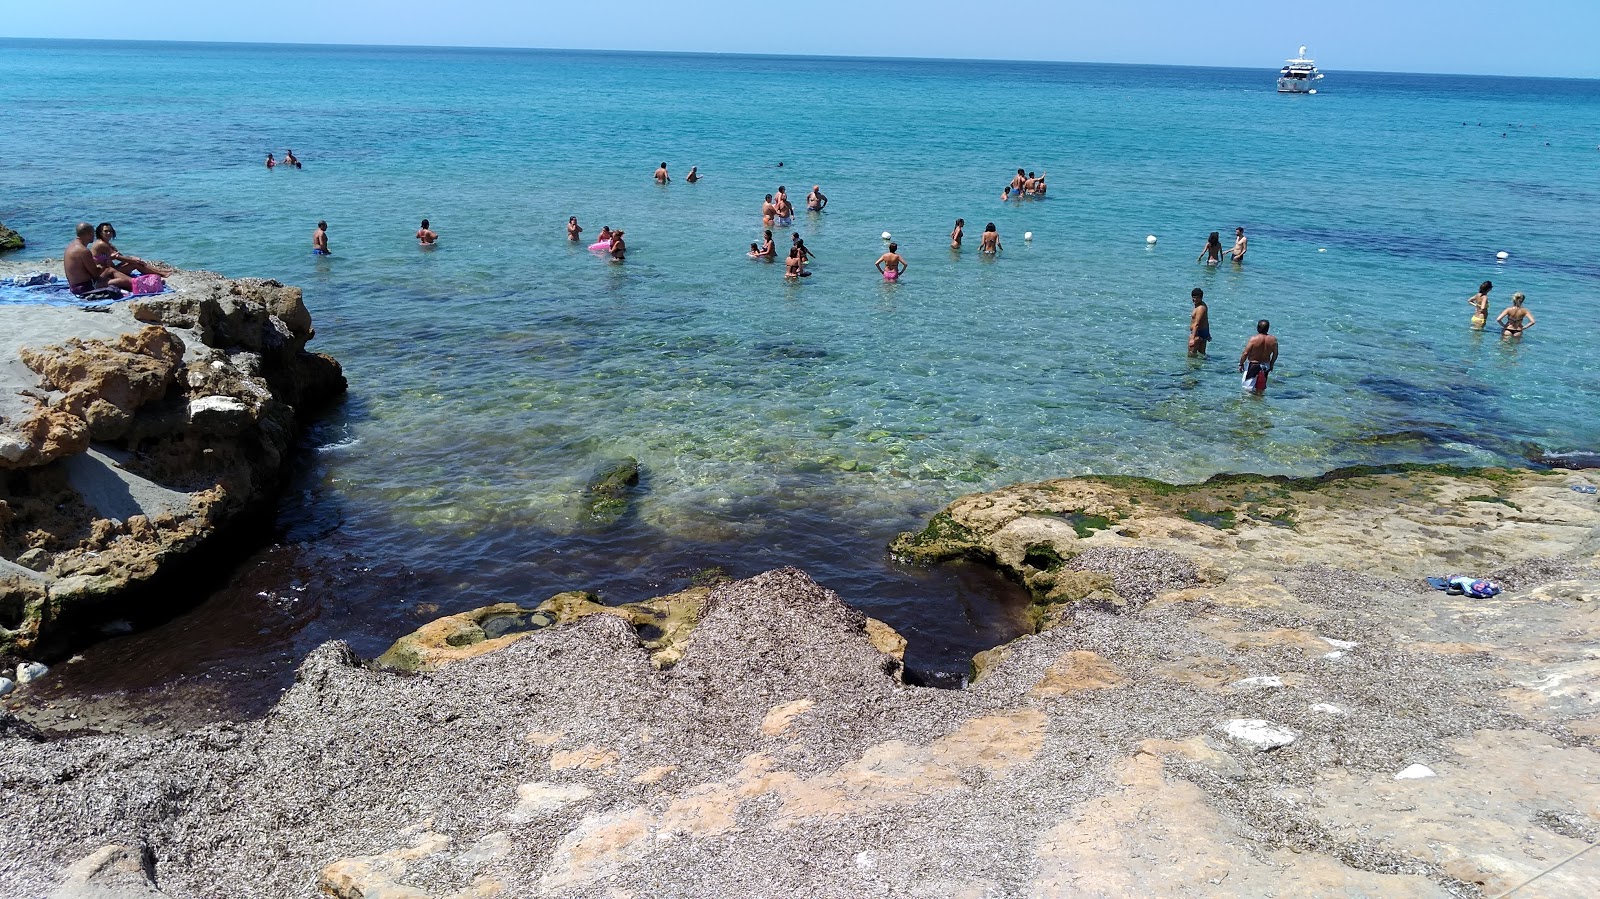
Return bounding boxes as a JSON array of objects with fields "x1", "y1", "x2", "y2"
[{"x1": 90, "y1": 223, "x2": 173, "y2": 279}]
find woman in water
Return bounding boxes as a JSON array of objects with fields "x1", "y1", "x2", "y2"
[
  {"x1": 759, "y1": 229, "x2": 776, "y2": 259},
  {"x1": 568, "y1": 217, "x2": 583, "y2": 241},
  {"x1": 1496, "y1": 292, "x2": 1535, "y2": 338},
  {"x1": 1197, "y1": 231, "x2": 1223, "y2": 265},
  {"x1": 1467, "y1": 280, "x2": 1492, "y2": 329},
  {"x1": 686, "y1": 166, "x2": 700, "y2": 183},
  {"x1": 784, "y1": 246, "x2": 808, "y2": 279},
  {"x1": 980, "y1": 223, "x2": 1001, "y2": 254},
  {"x1": 608, "y1": 230, "x2": 626, "y2": 261},
  {"x1": 594, "y1": 225, "x2": 613, "y2": 247},
  {"x1": 950, "y1": 218, "x2": 964, "y2": 250},
  {"x1": 265, "y1": 153, "x2": 276, "y2": 170}
]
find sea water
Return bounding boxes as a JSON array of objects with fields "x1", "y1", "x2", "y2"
[{"x1": 3, "y1": 40, "x2": 1598, "y2": 707}]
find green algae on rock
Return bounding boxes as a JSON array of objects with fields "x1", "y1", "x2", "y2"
[
  {"x1": 582, "y1": 456, "x2": 642, "y2": 524},
  {"x1": 0, "y1": 224, "x2": 23, "y2": 253}
]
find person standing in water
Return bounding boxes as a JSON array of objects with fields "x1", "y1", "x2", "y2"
[
  {"x1": 1467, "y1": 280, "x2": 1492, "y2": 329},
  {"x1": 950, "y1": 218, "x2": 964, "y2": 249},
  {"x1": 762, "y1": 195, "x2": 777, "y2": 227},
  {"x1": 654, "y1": 163, "x2": 670, "y2": 184},
  {"x1": 774, "y1": 187, "x2": 794, "y2": 224},
  {"x1": 608, "y1": 230, "x2": 626, "y2": 261},
  {"x1": 1010, "y1": 168, "x2": 1027, "y2": 194},
  {"x1": 1496, "y1": 292, "x2": 1535, "y2": 339},
  {"x1": 568, "y1": 217, "x2": 584, "y2": 241},
  {"x1": 980, "y1": 223, "x2": 1001, "y2": 254},
  {"x1": 685, "y1": 166, "x2": 700, "y2": 183},
  {"x1": 1198, "y1": 231, "x2": 1223, "y2": 265},
  {"x1": 1239, "y1": 320, "x2": 1278, "y2": 393},
  {"x1": 875, "y1": 242, "x2": 907, "y2": 281},
  {"x1": 1188, "y1": 288, "x2": 1211, "y2": 357},
  {"x1": 806, "y1": 185, "x2": 827, "y2": 211},
  {"x1": 265, "y1": 153, "x2": 276, "y2": 170},
  {"x1": 312, "y1": 221, "x2": 330, "y2": 255},
  {"x1": 285, "y1": 149, "x2": 300, "y2": 168},
  {"x1": 416, "y1": 219, "x2": 438, "y2": 246},
  {"x1": 1231, "y1": 227, "x2": 1247, "y2": 263}
]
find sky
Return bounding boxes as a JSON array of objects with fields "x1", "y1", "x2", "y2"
[{"x1": 4, "y1": 0, "x2": 1599, "y2": 78}]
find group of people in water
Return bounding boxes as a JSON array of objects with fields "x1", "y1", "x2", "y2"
[
  {"x1": 1198, "y1": 227, "x2": 1248, "y2": 265},
  {"x1": 567, "y1": 218, "x2": 626, "y2": 260},
  {"x1": 1001, "y1": 168, "x2": 1048, "y2": 201},
  {"x1": 62, "y1": 221, "x2": 173, "y2": 297},
  {"x1": 1467, "y1": 280, "x2": 1536, "y2": 338},
  {"x1": 265, "y1": 149, "x2": 301, "y2": 170},
  {"x1": 1184, "y1": 288, "x2": 1280, "y2": 394}
]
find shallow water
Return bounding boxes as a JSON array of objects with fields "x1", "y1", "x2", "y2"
[{"x1": 3, "y1": 41, "x2": 1599, "y2": 720}]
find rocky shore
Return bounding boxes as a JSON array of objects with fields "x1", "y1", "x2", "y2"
[
  {"x1": 0, "y1": 261, "x2": 344, "y2": 669},
  {"x1": 4, "y1": 464, "x2": 1598, "y2": 897}
]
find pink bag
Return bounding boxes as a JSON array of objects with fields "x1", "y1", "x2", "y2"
[{"x1": 129, "y1": 274, "x2": 165, "y2": 296}]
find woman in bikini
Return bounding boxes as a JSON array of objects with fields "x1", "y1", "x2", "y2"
[
  {"x1": 980, "y1": 223, "x2": 1001, "y2": 254},
  {"x1": 1467, "y1": 280, "x2": 1491, "y2": 329},
  {"x1": 950, "y1": 218, "x2": 964, "y2": 250},
  {"x1": 568, "y1": 217, "x2": 583, "y2": 241},
  {"x1": 1197, "y1": 231, "x2": 1223, "y2": 266},
  {"x1": 90, "y1": 223, "x2": 171, "y2": 279},
  {"x1": 1496, "y1": 292, "x2": 1535, "y2": 339}
]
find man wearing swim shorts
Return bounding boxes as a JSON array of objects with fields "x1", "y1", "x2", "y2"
[
  {"x1": 313, "y1": 221, "x2": 330, "y2": 255},
  {"x1": 875, "y1": 243, "x2": 907, "y2": 281},
  {"x1": 806, "y1": 185, "x2": 827, "y2": 211},
  {"x1": 1231, "y1": 227, "x2": 1247, "y2": 263},
  {"x1": 1238, "y1": 319, "x2": 1278, "y2": 394},
  {"x1": 1188, "y1": 288, "x2": 1210, "y2": 357},
  {"x1": 65, "y1": 222, "x2": 126, "y2": 296},
  {"x1": 654, "y1": 163, "x2": 670, "y2": 184}
]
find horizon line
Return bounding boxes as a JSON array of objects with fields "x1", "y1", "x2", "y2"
[{"x1": 3, "y1": 34, "x2": 1597, "y2": 81}]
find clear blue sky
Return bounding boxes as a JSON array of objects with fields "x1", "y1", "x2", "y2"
[{"x1": 5, "y1": 0, "x2": 1598, "y2": 78}]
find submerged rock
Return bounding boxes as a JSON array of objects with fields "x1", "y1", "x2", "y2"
[
  {"x1": 0, "y1": 223, "x2": 23, "y2": 253},
  {"x1": 582, "y1": 456, "x2": 642, "y2": 524}
]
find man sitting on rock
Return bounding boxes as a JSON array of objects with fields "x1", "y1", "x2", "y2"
[{"x1": 64, "y1": 222, "x2": 129, "y2": 297}]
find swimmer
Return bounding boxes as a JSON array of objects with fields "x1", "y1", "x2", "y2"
[
  {"x1": 595, "y1": 225, "x2": 613, "y2": 247},
  {"x1": 1467, "y1": 280, "x2": 1491, "y2": 329},
  {"x1": 416, "y1": 219, "x2": 438, "y2": 246},
  {"x1": 950, "y1": 218, "x2": 964, "y2": 250},
  {"x1": 1035, "y1": 173, "x2": 1047, "y2": 196},
  {"x1": 806, "y1": 185, "x2": 827, "y2": 212},
  {"x1": 1010, "y1": 168, "x2": 1027, "y2": 193},
  {"x1": 759, "y1": 230, "x2": 777, "y2": 259},
  {"x1": 568, "y1": 217, "x2": 584, "y2": 241},
  {"x1": 1188, "y1": 288, "x2": 1210, "y2": 357},
  {"x1": 1496, "y1": 292, "x2": 1535, "y2": 339},
  {"x1": 762, "y1": 195, "x2": 777, "y2": 227},
  {"x1": 875, "y1": 242, "x2": 907, "y2": 281},
  {"x1": 1231, "y1": 227, "x2": 1247, "y2": 263},
  {"x1": 654, "y1": 162, "x2": 670, "y2": 184},
  {"x1": 1023, "y1": 171, "x2": 1038, "y2": 195},
  {"x1": 1238, "y1": 320, "x2": 1278, "y2": 394},
  {"x1": 774, "y1": 187, "x2": 794, "y2": 223},
  {"x1": 1001, "y1": 186, "x2": 1011, "y2": 202},
  {"x1": 609, "y1": 230, "x2": 626, "y2": 261},
  {"x1": 1198, "y1": 231, "x2": 1223, "y2": 266},
  {"x1": 748, "y1": 241, "x2": 762, "y2": 258},
  {"x1": 285, "y1": 148, "x2": 300, "y2": 168},
  {"x1": 312, "y1": 220, "x2": 330, "y2": 255},
  {"x1": 784, "y1": 246, "x2": 810, "y2": 279},
  {"x1": 686, "y1": 166, "x2": 700, "y2": 183},
  {"x1": 265, "y1": 153, "x2": 276, "y2": 170},
  {"x1": 793, "y1": 236, "x2": 815, "y2": 264},
  {"x1": 980, "y1": 223, "x2": 1001, "y2": 254}
]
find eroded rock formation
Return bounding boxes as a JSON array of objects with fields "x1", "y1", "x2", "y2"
[{"x1": 0, "y1": 271, "x2": 344, "y2": 659}]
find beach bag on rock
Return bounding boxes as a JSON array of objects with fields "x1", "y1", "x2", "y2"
[{"x1": 129, "y1": 273, "x2": 165, "y2": 296}]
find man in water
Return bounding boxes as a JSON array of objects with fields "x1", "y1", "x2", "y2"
[
  {"x1": 313, "y1": 221, "x2": 330, "y2": 255},
  {"x1": 806, "y1": 185, "x2": 827, "y2": 211},
  {"x1": 65, "y1": 222, "x2": 128, "y2": 296},
  {"x1": 686, "y1": 166, "x2": 700, "y2": 183},
  {"x1": 416, "y1": 219, "x2": 438, "y2": 246},
  {"x1": 1496, "y1": 292, "x2": 1536, "y2": 338},
  {"x1": 774, "y1": 187, "x2": 794, "y2": 223},
  {"x1": 875, "y1": 242, "x2": 907, "y2": 281},
  {"x1": 1231, "y1": 227, "x2": 1248, "y2": 263},
  {"x1": 654, "y1": 163, "x2": 670, "y2": 184},
  {"x1": 1238, "y1": 319, "x2": 1278, "y2": 393},
  {"x1": 1010, "y1": 168, "x2": 1027, "y2": 194},
  {"x1": 1188, "y1": 288, "x2": 1210, "y2": 357}
]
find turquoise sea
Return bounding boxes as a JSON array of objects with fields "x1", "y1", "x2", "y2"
[{"x1": 3, "y1": 40, "x2": 1598, "y2": 706}]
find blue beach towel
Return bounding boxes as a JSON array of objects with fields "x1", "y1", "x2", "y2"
[{"x1": 0, "y1": 274, "x2": 170, "y2": 308}]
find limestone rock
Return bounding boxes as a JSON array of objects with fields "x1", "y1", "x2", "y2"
[
  {"x1": 16, "y1": 661, "x2": 47, "y2": 684},
  {"x1": 1222, "y1": 718, "x2": 1296, "y2": 751},
  {"x1": 19, "y1": 327, "x2": 184, "y2": 441},
  {"x1": 48, "y1": 844, "x2": 167, "y2": 898},
  {"x1": 0, "y1": 400, "x2": 89, "y2": 469},
  {"x1": 583, "y1": 456, "x2": 641, "y2": 524}
]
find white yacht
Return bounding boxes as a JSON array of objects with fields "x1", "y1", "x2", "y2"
[{"x1": 1278, "y1": 46, "x2": 1324, "y2": 94}]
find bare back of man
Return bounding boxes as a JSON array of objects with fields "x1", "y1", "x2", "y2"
[
  {"x1": 64, "y1": 223, "x2": 106, "y2": 295},
  {"x1": 1238, "y1": 320, "x2": 1278, "y2": 393}
]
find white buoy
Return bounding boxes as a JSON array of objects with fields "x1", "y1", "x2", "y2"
[
  {"x1": 881, "y1": 231, "x2": 892, "y2": 241},
  {"x1": 1496, "y1": 251, "x2": 1509, "y2": 260},
  {"x1": 1146, "y1": 235, "x2": 1158, "y2": 244},
  {"x1": 1024, "y1": 231, "x2": 1033, "y2": 241},
  {"x1": 1319, "y1": 248, "x2": 1327, "y2": 253}
]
